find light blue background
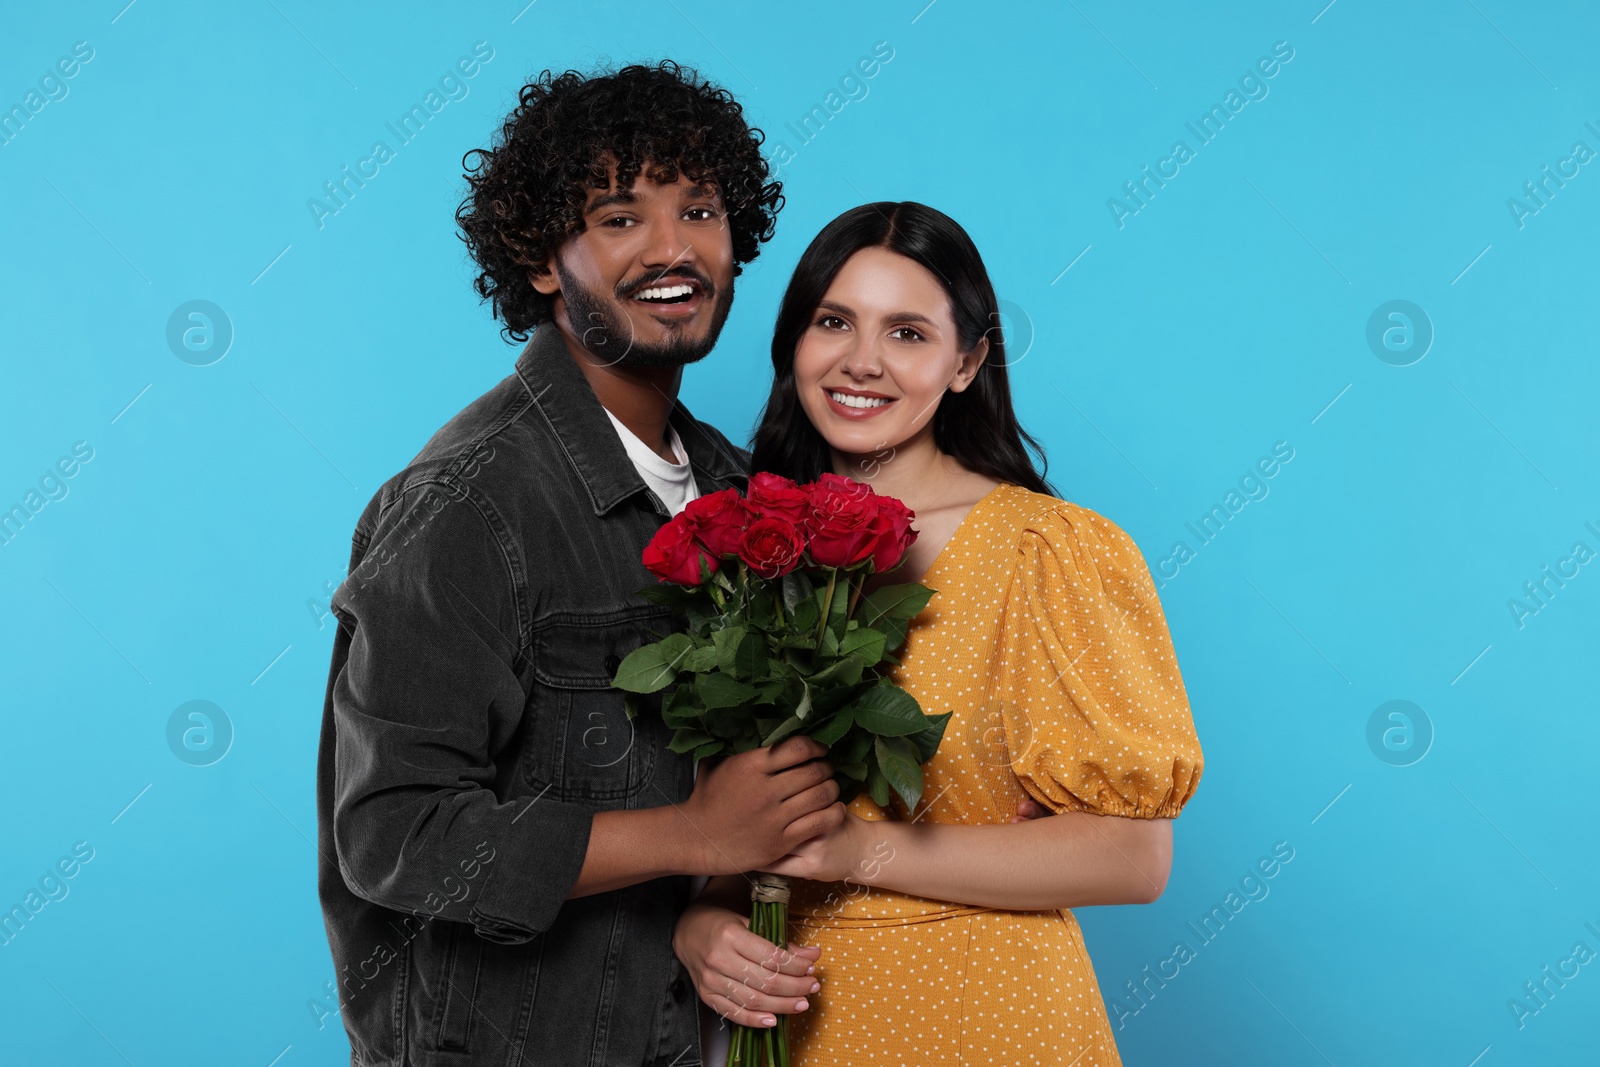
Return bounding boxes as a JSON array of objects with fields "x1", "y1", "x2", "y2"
[{"x1": 2, "y1": 1, "x2": 1596, "y2": 1063}]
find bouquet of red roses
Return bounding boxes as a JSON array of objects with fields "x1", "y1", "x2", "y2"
[{"x1": 611, "y1": 472, "x2": 950, "y2": 1067}]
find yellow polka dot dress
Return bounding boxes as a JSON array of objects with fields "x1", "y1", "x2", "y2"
[{"x1": 785, "y1": 483, "x2": 1204, "y2": 1065}]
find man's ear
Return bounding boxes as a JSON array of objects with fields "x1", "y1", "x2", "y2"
[
  {"x1": 529, "y1": 262, "x2": 559, "y2": 296},
  {"x1": 948, "y1": 335, "x2": 990, "y2": 394}
]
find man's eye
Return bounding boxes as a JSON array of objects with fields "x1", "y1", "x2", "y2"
[
  {"x1": 603, "y1": 216, "x2": 635, "y2": 228},
  {"x1": 685, "y1": 207, "x2": 721, "y2": 221}
]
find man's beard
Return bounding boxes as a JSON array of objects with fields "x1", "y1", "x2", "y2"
[{"x1": 555, "y1": 259, "x2": 734, "y2": 369}]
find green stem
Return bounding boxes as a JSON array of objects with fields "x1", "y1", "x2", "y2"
[
  {"x1": 815, "y1": 570, "x2": 838, "y2": 647},
  {"x1": 844, "y1": 569, "x2": 864, "y2": 620}
]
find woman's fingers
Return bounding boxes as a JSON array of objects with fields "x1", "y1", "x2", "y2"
[
  {"x1": 734, "y1": 934, "x2": 818, "y2": 978},
  {"x1": 701, "y1": 989, "x2": 801, "y2": 1029},
  {"x1": 720, "y1": 943, "x2": 822, "y2": 999}
]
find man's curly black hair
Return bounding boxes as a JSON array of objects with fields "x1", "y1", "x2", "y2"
[{"x1": 455, "y1": 59, "x2": 784, "y2": 343}]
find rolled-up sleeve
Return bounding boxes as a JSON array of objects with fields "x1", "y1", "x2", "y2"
[{"x1": 328, "y1": 480, "x2": 591, "y2": 942}]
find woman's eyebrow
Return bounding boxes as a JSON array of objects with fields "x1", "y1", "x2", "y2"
[{"x1": 817, "y1": 299, "x2": 937, "y2": 326}]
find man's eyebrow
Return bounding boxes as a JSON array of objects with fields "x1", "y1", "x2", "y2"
[
  {"x1": 584, "y1": 189, "x2": 637, "y2": 216},
  {"x1": 583, "y1": 180, "x2": 720, "y2": 216},
  {"x1": 816, "y1": 299, "x2": 937, "y2": 326}
]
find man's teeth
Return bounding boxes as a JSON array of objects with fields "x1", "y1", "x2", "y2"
[
  {"x1": 634, "y1": 283, "x2": 695, "y2": 301},
  {"x1": 828, "y1": 390, "x2": 890, "y2": 409}
]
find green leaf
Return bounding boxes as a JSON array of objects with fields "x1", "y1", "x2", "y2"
[
  {"x1": 834, "y1": 728, "x2": 872, "y2": 766},
  {"x1": 874, "y1": 734, "x2": 925, "y2": 810},
  {"x1": 851, "y1": 683, "x2": 930, "y2": 736},
  {"x1": 858, "y1": 583, "x2": 936, "y2": 627},
  {"x1": 837, "y1": 627, "x2": 886, "y2": 667},
  {"x1": 877, "y1": 616, "x2": 909, "y2": 654},
  {"x1": 827, "y1": 575, "x2": 851, "y2": 640},
  {"x1": 697, "y1": 672, "x2": 760, "y2": 710},
  {"x1": 733, "y1": 631, "x2": 769, "y2": 681},
  {"x1": 747, "y1": 584, "x2": 777, "y2": 629},
  {"x1": 808, "y1": 654, "x2": 865, "y2": 689},
  {"x1": 809, "y1": 708, "x2": 854, "y2": 747},
  {"x1": 835, "y1": 761, "x2": 868, "y2": 781},
  {"x1": 781, "y1": 571, "x2": 816, "y2": 612},
  {"x1": 668, "y1": 729, "x2": 717, "y2": 754},
  {"x1": 789, "y1": 594, "x2": 820, "y2": 636},
  {"x1": 711, "y1": 625, "x2": 748, "y2": 671},
  {"x1": 761, "y1": 713, "x2": 806, "y2": 746},
  {"x1": 692, "y1": 738, "x2": 726, "y2": 760},
  {"x1": 612, "y1": 633, "x2": 694, "y2": 693},
  {"x1": 660, "y1": 688, "x2": 703, "y2": 729},
  {"x1": 635, "y1": 583, "x2": 705, "y2": 608},
  {"x1": 793, "y1": 680, "x2": 813, "y2": 722},
  {"x1": 866, "y1": 765, "x2": 891, "y2": 807},
  {"x1": 622, "y1": 692, "x2": 639, "y2": 721},
  {"x1": 905, "y1": 711, "x2": 953, "y2": 763},
  {"x1": 681, "y1": 644, "x2": 720, "y2": 673}
]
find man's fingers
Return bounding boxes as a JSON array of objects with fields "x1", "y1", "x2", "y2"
[
  {"x1": 785, "y1": 801, "x2": 847, "y2": 845},
  {"x1": 766, "y1": 736, "x2": 828, "y2": 770},
  {"x1": 781, "y1": 776, "x2": 840, "y2": 818},
  {"x1": 772, "y1": 758, "x2": 836, "y2": 803}
]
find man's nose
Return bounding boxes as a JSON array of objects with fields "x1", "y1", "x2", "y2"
[{"x1": 640, "y1": 213, "x2": 694, "y2": 272}]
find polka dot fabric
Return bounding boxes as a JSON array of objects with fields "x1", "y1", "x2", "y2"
[{"x1": 786, "y1": 483, "x2": 1204, "y2": 1065}]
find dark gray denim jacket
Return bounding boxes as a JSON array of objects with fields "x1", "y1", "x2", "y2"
[{"x1": 316, "y1": 321, "x2": 748, "y2": 1066}]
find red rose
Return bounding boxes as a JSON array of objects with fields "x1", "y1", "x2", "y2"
[
  {"x1": 738, "y1": 517, "x2": 805, "y2": 578},
  {"x1": 814, "y1": 471, "x2": 873, "y2": 501},
  {"x1": 643, "y1": 515, "x2": 718, "y2": 585},
  {"x1": 805, "y1": 474, "x2": 879, "y2": 569},
  {"x1": 867, "y1": 495, "x2": 918, "y2": 573},
  {"x1": 682, "y1": 488, "x2": 748, "y2": 557},
  {"x1": 746, "y1": 472, "x2": 811, "y2": 525}
]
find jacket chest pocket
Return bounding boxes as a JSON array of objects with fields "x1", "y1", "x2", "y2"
[{"x1": 524, "y1": 608, "x2": 668, "y2": 802}]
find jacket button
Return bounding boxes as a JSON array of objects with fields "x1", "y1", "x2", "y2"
[
  {"x1": 669, "y1": 976, "x2": 687, "y2": 1001},
  {"x1": 604, "y1": 653, "x2": 621, "y2": 675}
]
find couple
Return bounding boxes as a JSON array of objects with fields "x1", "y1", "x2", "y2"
[{"x1": 316, "y1": 59, "x2": 1203, "y2": 1066}]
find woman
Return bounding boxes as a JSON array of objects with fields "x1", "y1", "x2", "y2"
[{"x1": 674, "y1": 202, "x2": 1204, "y2": 1064}]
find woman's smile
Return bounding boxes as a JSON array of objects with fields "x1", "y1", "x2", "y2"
[{"x1": 823, "y1": 386, "x2": 897, "y2": 418}]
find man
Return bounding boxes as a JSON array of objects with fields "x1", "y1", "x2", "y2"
[{"x1": 316, "y1": 61, "x2": 843, "y2": 1066}]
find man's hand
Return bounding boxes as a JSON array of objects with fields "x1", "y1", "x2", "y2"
[{"x1": 680, "y1": 737, "x2": 845, "y2": 875}]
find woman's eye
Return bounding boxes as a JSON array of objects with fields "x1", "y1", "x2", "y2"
[
  {"x1": 816, "y1": 315, "x2": 847, "y2": 330},
  {"x1": 891, "y1": 326, "x2": 924, "y2": 342}
]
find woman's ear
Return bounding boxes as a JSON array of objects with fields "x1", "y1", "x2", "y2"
[{"x1": 948, "y1": 335, "x2": 990, "y2": 394}]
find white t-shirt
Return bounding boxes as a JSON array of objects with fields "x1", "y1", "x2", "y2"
[
  {"x1": 600, "y1": 406, "x2": 729, "y2": 1062},
  {"x1": 601, "y1": 406, "x2": 700, "y2": 516}
]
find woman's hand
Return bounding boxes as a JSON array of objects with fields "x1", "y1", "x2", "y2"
[
  {"x1": 1007, "y1": 797, "x2": 1052, "y2": 823},
  {"x1": 763, "y1": 798, "x2": 1050, "y2": 882},
  {"x1": 759, "y1": 811, "x2": 880, "y2": 883},
  {"x1": 672, "y1": 899, "x2": 822, "y2": 1029}
]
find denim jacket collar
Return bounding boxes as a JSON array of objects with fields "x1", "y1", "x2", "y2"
[{"x1": 514, "y1": 320, "x2": 747, "y2": 515}]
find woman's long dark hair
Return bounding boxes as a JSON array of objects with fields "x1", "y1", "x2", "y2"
[{"x1": 750, "y1": 201, "x2": 1058, "y2": 497}]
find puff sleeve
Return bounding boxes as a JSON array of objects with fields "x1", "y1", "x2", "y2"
[{"x1": 994, "y1": 501, "x2": 1202, "y2": 819}]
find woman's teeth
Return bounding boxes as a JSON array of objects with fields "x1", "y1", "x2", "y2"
[
  {"x1": 828, "y1": 390, "x2": 890, "y2": 409},
  {"x1": 634, "y1": 283, "x2": 695, "y2": 302}
]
